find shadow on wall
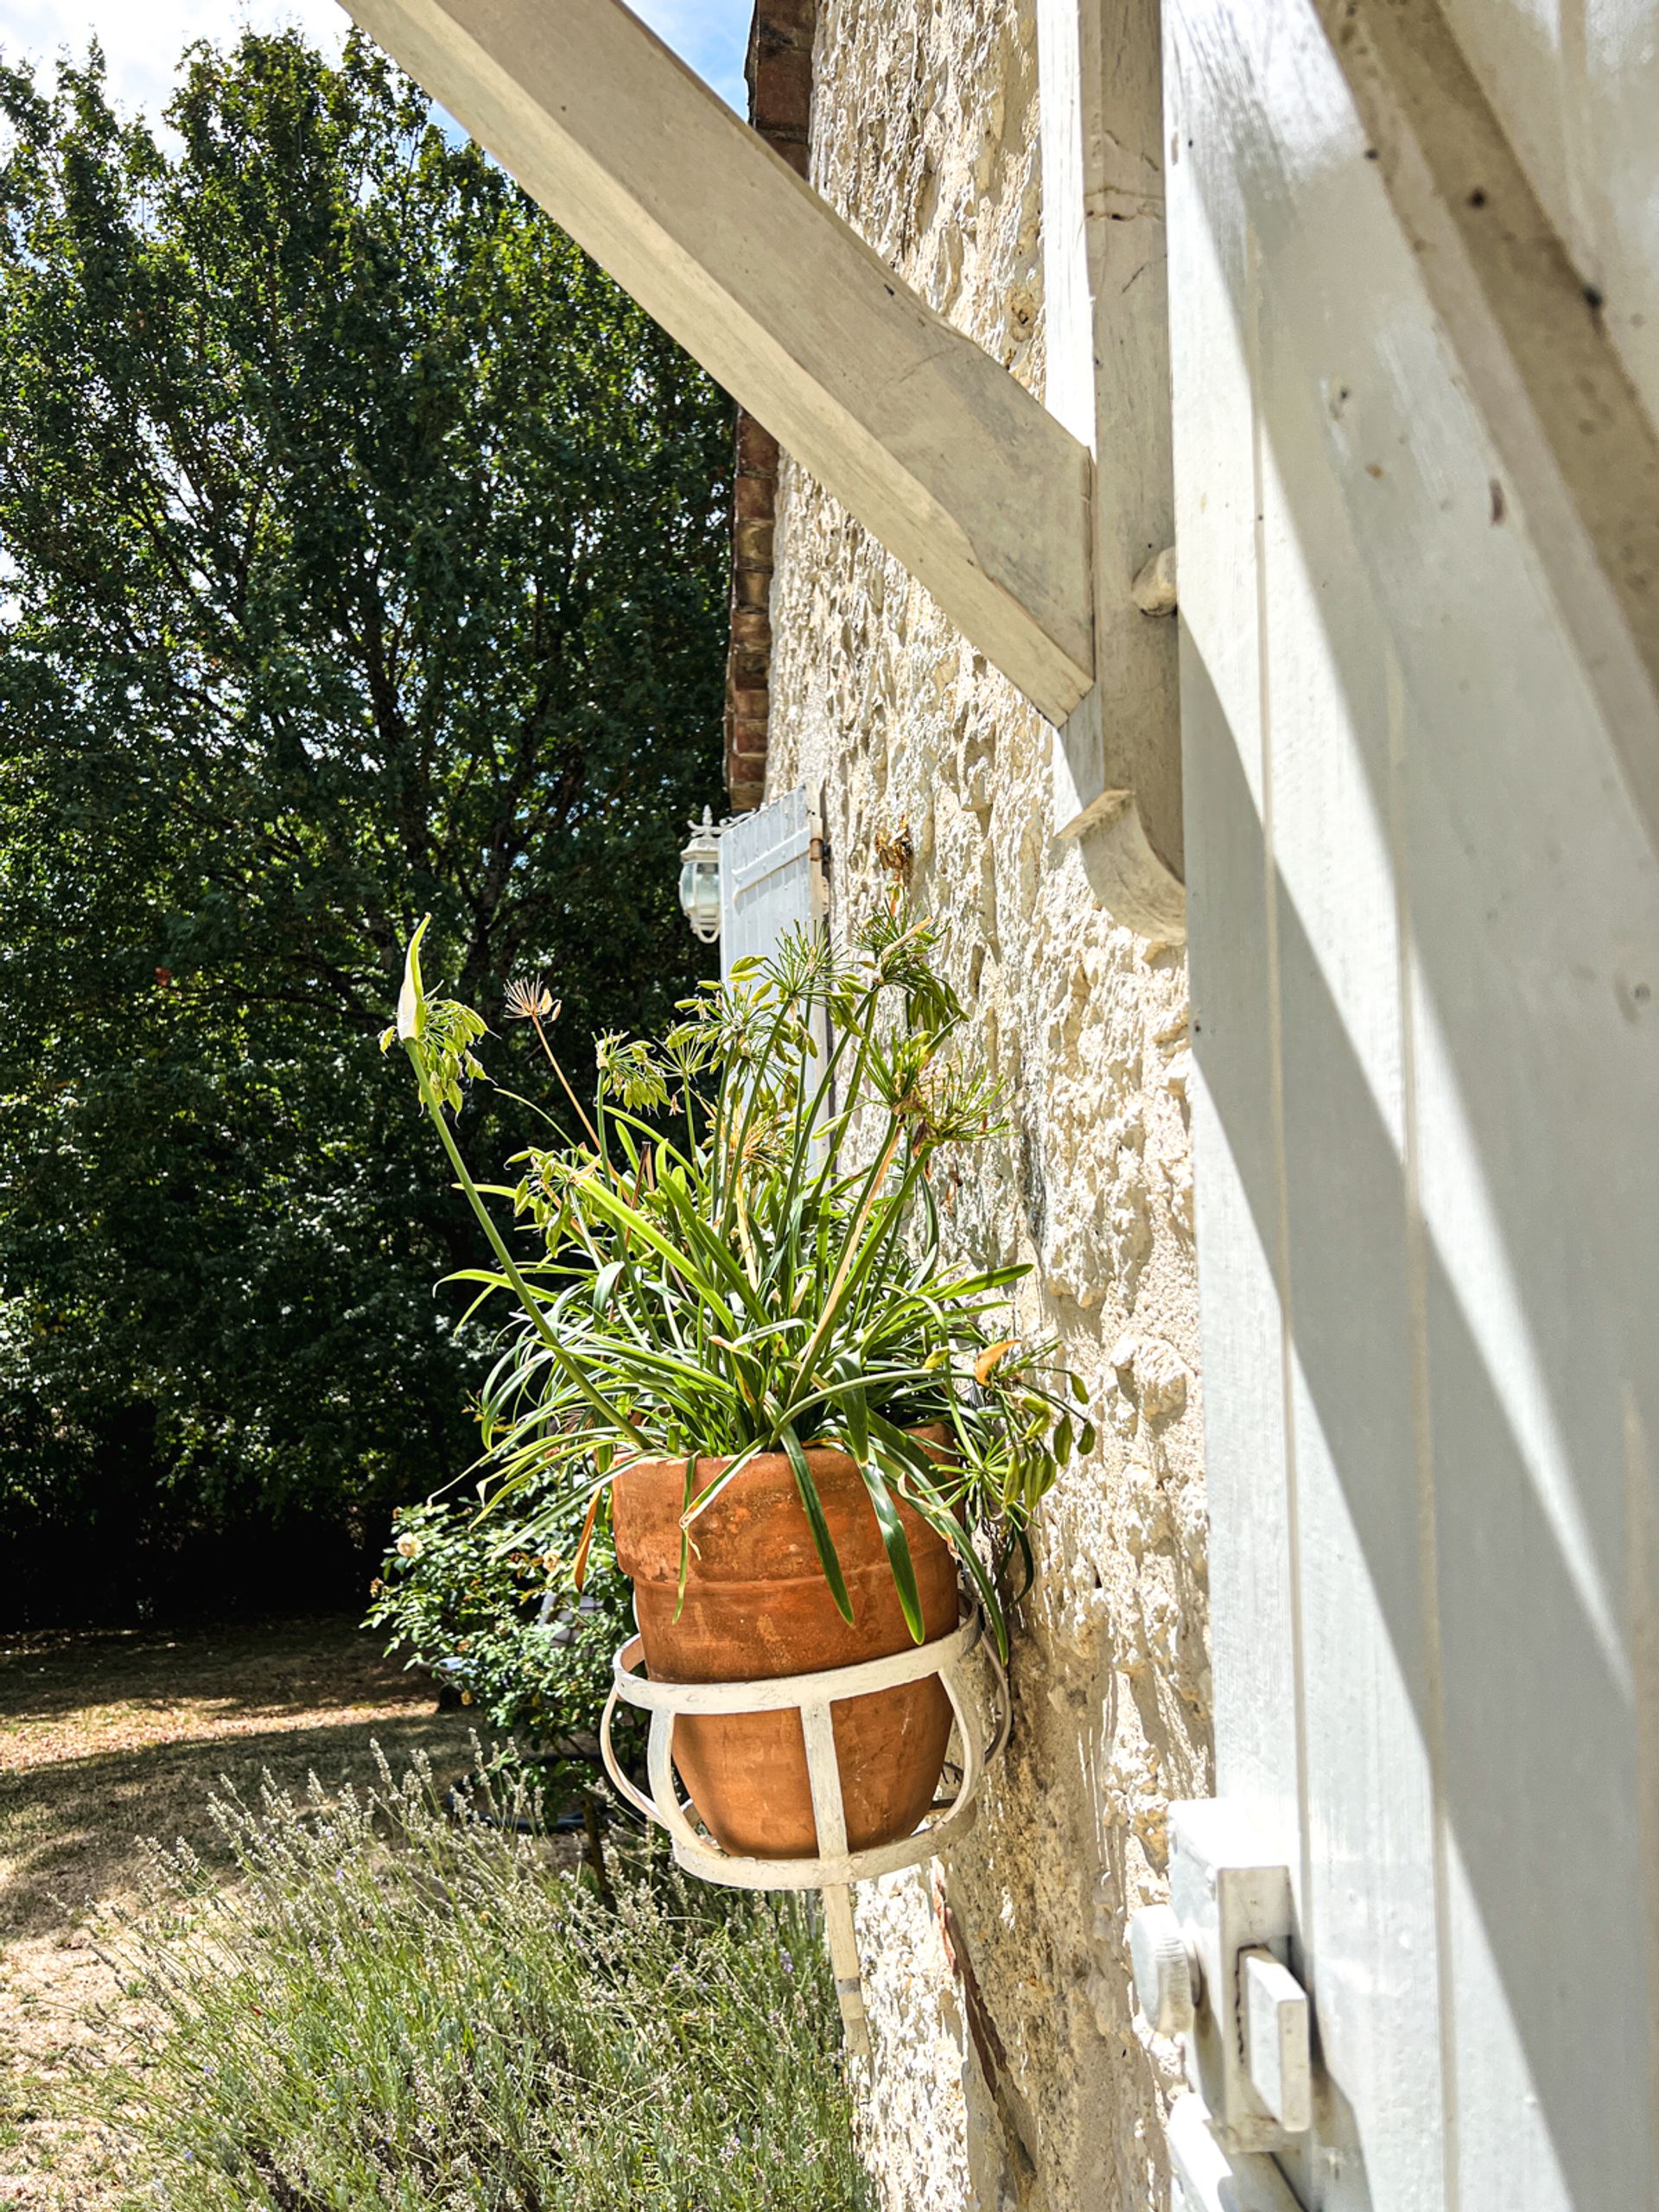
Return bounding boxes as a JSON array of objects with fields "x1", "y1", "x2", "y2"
[{"x1": 1179, "y1": 47, "x2": 1659, "y2": 2206}]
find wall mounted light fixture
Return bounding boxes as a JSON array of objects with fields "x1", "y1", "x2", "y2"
[{"x1": 678, "y1": 807, "x2": 725, "y2": 944}]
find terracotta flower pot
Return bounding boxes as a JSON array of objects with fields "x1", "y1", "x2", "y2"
[{"x1": 610, "y1": 1439, "x2": 960, "y2": 1859}]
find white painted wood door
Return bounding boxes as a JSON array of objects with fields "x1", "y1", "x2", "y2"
[
  {"x1": 717, "y1": 786, "x2": 823, "y2": 982},
  {"x1": 1166, "y1": 3, "x2": 1659, "y2": 2207}
]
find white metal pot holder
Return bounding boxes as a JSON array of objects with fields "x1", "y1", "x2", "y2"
[{"x1": 601, "y1": 1603, "x2": 1010, "y2": 2057}]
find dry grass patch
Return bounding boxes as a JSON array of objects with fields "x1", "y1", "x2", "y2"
[{"x1": 0, "y1": 1615, "x2": 487, "y2": 2209}]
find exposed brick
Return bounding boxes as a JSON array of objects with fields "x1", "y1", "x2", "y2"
[
  {"x1": 747, "y1": 46, "x2": 813, "y2": 133},
  {"x1": 734, "y1": 469, "x2": 777, "y2": 524},
  {"x1": 722, "y1": 1, "x2": 817, "y2": 810},
  {"x1": 733, "y1": 518, "x2": 776, "y2": 569},
  {"x1": 734, "y1": 415, "x2": 780, "y2": 476},
  {"x1": 751, "y1": 0, "x2": 814, "y2": 44}
]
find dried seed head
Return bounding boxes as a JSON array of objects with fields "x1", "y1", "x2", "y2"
[{"x1": 505, "y1": 976, "x2": 559, "y2": 1023}]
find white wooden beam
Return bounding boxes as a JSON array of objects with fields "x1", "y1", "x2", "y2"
[
  {"x1": 338, "y1": 0, "x2": 1096, "y2": 727},
  {"x1": 1313, "y1": 0, "x2": 1659, "y2": 860},
  {"x1": 1038, "y1": 0, "x2": 1185, "y2": 935}
]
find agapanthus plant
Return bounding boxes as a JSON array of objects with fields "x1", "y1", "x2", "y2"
[{"x1": 385, "y1": 907, "x2": 1090, "y2": 1655}]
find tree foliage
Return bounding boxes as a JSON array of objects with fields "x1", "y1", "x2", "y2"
[{"x1": 0, "y1": 30, "x2": 730, "y2": 1617}]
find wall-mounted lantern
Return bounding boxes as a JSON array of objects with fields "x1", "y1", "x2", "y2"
[{"x1": 678, "y1": 806, "x2": 724, "y2": 944}]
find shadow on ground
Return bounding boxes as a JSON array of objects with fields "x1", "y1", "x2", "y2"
[{"x1": 0, "y1": 1616, "x2": 492, "y2": 1939}]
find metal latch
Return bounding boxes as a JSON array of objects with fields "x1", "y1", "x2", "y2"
[{"x1": 1128, "y1": 1801, "x2": 1313, "y2": 2150}]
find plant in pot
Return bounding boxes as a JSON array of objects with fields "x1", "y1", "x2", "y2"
[{"x1": 385, "y1": 906, "x2": 1090, "y2": 1863}]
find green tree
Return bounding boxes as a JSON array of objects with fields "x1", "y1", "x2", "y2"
[{"x1": 0, "y1": 30, "x2": 730, "y2": 1618}]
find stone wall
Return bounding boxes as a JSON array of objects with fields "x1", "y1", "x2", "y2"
[{"x1": 761, "y1": 3, "x2": 1212, "y2": 2205}]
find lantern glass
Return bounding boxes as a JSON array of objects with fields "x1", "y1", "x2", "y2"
[{"x1": 678, "y1": 810, "x2": 723, "y2": 944}]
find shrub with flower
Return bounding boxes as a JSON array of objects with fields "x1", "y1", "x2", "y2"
[{"x1": 365, "y1": 1484, "x2": 639, "y2": 1790}]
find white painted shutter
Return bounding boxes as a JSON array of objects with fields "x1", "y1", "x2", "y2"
[
  {"x1": 1167, "y1": 3, "x2": 1659, "y2": 2208},
  {"x1": 717, "y1": 787, "x2": 822, "y2": 982}
]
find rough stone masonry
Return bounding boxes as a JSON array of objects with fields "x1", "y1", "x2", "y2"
[{"x1": 760, "y1": 2, "x2": 1213, "y2": 2204}]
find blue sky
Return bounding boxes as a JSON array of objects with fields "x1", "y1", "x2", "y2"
[
  {"x1": 0, "y1": 0, "x2": 753, "y2": 116},
  {"x1": 632, "y1": 0, "x2": 750, "y2": 110}
]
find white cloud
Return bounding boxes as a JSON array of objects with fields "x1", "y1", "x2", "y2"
[
  {"x1": 0, "y1": 2, "x2": 343, "y2": 116},
  {"x1": 0, "y1": 0, "x2": 749, "y2": 118}
]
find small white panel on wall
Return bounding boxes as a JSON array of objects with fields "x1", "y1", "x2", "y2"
[{"x1": 717, "y1": 786, "x2": 823, "y2": 982}]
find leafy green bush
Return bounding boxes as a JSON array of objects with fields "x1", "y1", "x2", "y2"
[
  {"x1": 90, "y1": 1757, "x2": 874, "y2": 2210},
  {"x1": 0, "y1": 29, "x2": 728, "y2": 1621},
  {"x1": 365, "y1": 1490, "x2": 639, "y2": 1781}
]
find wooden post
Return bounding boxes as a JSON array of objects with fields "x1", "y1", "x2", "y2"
[
  {"x1": 1037, "y1": 0, "x2": 1186, "y2": 934},
  {"x1": 1311, "y1": 0, "x2": 1659, "y2": 861}
]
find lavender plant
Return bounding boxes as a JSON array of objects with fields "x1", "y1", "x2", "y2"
[{"x1": 85, "y1": 1758, "x2": 869, "y2": 2209}]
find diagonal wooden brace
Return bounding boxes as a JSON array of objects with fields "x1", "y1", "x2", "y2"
[{"x1": 340, "y1": 0, "x2": 1096, "y2": 726}]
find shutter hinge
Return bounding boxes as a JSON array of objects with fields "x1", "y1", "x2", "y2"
[{"x1": 1128, "y1": 1802, "x2": 1314, "y2": 2153}]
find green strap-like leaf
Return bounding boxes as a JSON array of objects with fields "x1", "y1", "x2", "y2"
[
  {"x1": 858, "y1": 1452, "x2": 923, "y2": 1644},
  {"x1": 677, "y1": 1439, "x2": 766, "y2": 1528},
  {"x1": 675, "y1": 1456, "x2": 697, "y2": 1621},
  {"x1": 780, "y1": 1424, "x2": 853, "y2": 1625},
  {"x1": 574, "y1": 1174, "x2": 745, "y2": 1332},
  {"x1": 835, "y1": 1354, "x2": 870, "y2": 1464},
  {"x1": 866, "y1": 1409, "x2": 1007, "y2": 1656}
]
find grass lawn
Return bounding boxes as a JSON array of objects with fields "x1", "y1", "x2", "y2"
[{"x1": 0, "y1": 1616, "x2": 490, "y2": 2209}]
